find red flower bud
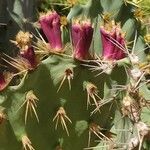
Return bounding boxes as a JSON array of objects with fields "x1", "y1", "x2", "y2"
[
  {"x1": 39, "y1": 12, "x2": 63, "y2": 52},
  {"x1": 20, "y1": 47, "x2": 37, "y2": 69},
  {"x1": 0, "y1": 72, "x2": 13, "y2": 91},
  {"x1": 100, "y1": 22, "x2": 126, "y2": 60},
  {"x1": 71, "y1": 21, "x2": 93, "y2": 60}
]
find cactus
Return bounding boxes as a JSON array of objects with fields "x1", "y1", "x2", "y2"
[{"x1": 0, "y1": 0, "x2": 150, "y2": 150}]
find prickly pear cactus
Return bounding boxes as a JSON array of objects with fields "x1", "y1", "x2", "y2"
[{"x1": 0, "y1": 0, "x2": 150, "y2": 150}]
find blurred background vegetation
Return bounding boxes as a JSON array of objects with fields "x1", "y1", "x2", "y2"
[
  {"x1": 38, "y1": 0, "x2": 88, "y2": 16},
  {"x1": 139, "y1": 0, "x2": 150, "y2": 32},
  {"x1": 38, "y1": 0, "x2": 150, "y2": 13}
]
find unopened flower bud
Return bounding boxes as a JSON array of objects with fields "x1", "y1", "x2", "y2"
[
  {"x1": 39, "y1": 11, "x2": 63, "y2": 52},
  {"x1": 100, "y1": 21, "x2": 126, "y2": 60},
  {"x1": 71, "y1": 20, "x2": 93, "y2": 60},
  {"x1": 20, "y1": 47, "x2": 37, "y2": 68}
]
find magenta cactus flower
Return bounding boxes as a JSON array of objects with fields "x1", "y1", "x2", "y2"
[
  {"x1": 100, "y1": 22, "x2": 126, "y2": 60},
  {"x1": 39, "y1": 11, "x2": 63, "y2": 52},
  {"x1": 71, "y1": 21, "x2": 93, "y2": 60},
  {"x1": 20, "y1": 47, "x2": 37, "y2": 69}
]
